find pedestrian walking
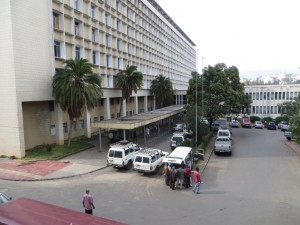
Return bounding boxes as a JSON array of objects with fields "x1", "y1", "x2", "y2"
[
  {"x1": 164, "y1": 163, "x2": 171, "y2": 186},
  {"x1": 169, "y1": 167, "x2": 177, "y2": 190},
  {"x1": 192, "y1": 167, "x2": 202, "y2": 194},
  {"x1": 176, "y1": 165, "x2": 185, "y2": 189},
  {"x1": 146, "y1": 126, "x2": 150, "y2": 139},
  {"x1": 82, "y1": 189, "x2": 95, "y2": 215},
  {"x1": 184, "y1": 165, "x2": 191, "y2": 188}
]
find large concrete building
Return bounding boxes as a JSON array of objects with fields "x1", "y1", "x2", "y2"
[
  {"x1": 0, "y1": 0, "x2": 196, "y2": 157},
  {"x1": 244, "y1": 84, "x2": 300, "y2": 118}
]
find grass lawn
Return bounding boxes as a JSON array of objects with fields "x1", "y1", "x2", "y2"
[{"x1": 23, "y1": 141, "x2": 93, "y2": 161}]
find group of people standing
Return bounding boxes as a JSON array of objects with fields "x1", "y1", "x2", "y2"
[{"x1": 164, "y1": 163, "x2": 202, "y2": 194}]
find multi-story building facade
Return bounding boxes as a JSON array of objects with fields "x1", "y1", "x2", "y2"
[
  {"x1": 244, "y1": 84, "x2": 300, "y2": 118},
  {"x1": 0, "y1": 0, "x2": 196, "y2": 157}
]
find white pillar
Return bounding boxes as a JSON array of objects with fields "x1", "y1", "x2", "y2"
[
  {"x1": 144, "y1": 96, "x2": 148, "y2": 112},
  {"x1": 84, "y1": 109, "x2": 91, "y2": 138},
  {"x1": 55, "y1": 105, "x2": 64, "y2": 145},
  {"x1": 104, "y1": 97, "x2": 111, "y2": 119},
  {"x1": 122, "y1": 98, "x2": 127, "y2": 117},
  {"x1": 134, "y1": 96, "x2": 138, "y2": 114}
]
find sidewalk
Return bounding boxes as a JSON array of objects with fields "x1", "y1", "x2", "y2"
[{"x1": 0, "y1": 125, "x2": 174, "y2": 181}]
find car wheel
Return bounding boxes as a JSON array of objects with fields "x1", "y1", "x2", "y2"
[
  {"x1": 287, "y1": 137, "x2": 291, "y2": 141},
  {"x1": 126, "y1": 160, "x2": 133, "y2": 170}
]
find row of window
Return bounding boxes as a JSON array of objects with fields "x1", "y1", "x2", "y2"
[
  {"x1": 246, "y1": 91, "x2": 299, "y2": 101},
  {"x1": 53, "y1": 18, "x2": 193, "y2": 74},
  {"x1": 66, "y1": 0, "x2": 194, "y2": 51}
]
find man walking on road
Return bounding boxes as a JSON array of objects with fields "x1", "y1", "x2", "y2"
[
  {"x1": 83, "y1": 189, "x2": 95, "y2": 215},
  {"x1": 192, "y1": 167, "x2": 202, "y2": 194}
]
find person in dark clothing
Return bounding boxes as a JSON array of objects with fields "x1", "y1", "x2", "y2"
[
  {"x1": 170, "y1": 167, "x2": 177, "y2": 190},
  {"x1": 184, "y1": 165, "x2": 191, "y2": 188}
]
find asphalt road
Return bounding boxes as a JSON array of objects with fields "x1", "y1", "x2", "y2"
[{"x1": 1, "y1": 127, "x2": 300, "y2": 225}]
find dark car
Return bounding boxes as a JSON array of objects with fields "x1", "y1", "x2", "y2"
[{"x1": 267, "y1": 122, "x2": 277, "y2": 130}]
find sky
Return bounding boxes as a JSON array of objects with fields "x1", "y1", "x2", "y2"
[{"x1": 155, "y1": 0, "x2": 300, "y2": 78}]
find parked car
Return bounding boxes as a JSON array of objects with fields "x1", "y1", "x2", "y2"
[
  {"x1": 107, "y1": 140, "x2": 141, "y2": 169},
  {"x1": 172, "y1": 124, "x2": 184, "y2": 132},
  {"x1": 267, "y1": 122, "x2": 277, "y2": 130},
  {"x1": 214, "y1": 137, "x2": 232, "y2": 155},
  {"x1": 133, "y1": 148, "x2": 169, "y2": 173},
  {"x1": 170, "y1": 132, "x2": 186, "y2": 150},
  {"x1": 280, "y1": 122, "x2": 289, "y2": 131},
  {"x1": 241, "y1": 117, "x2": 252, "y2": 128},
  {"x1": 217, "y1": 128, "x2": 232, "y2": 140},
  {"x1": 254, "y1": 121, "x2": 264, "y2": 129},
  {"x1": 0, "y1": 193, "x2": 11, "y2": 205},
  {"x1": 284, "y1": 131, "x2": 293, "y2": 141},
  {"x1": 230, "y1": 120, "x2": 240, "y2": 128}
]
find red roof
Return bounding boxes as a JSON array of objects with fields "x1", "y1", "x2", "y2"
[{"x1": 0, "y1": 198, "x2": 129, "y2": 225}]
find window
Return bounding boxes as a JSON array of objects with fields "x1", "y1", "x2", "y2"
[
  {"x1": 72, "y1": 121, "x2": 77, "y2": 131},
  {"x1": 117, "y1": 39, "x2": 122, "y2": 50},
  {"x1": 74, "y1": 21, "x2": 80, "y2": 36},
  {"x1": 75, "y1": 46, "x2": 80, "y2": 59},
  {"x1": 91, "y1": 5, "x2": 96, "y2": 19},
  {"x1": 74, "y1": 0, "x2": 80, "y2": 10},
  {"x1": 100, "y1": 116, "x2": 104, "y2": 120},
  {"x1": 117, "y1": 58, "x2": 123, "y2": 70},
  {"x1": 105, "y1": 13, "x2": 110, "y2": 26},
  {"x1": 53, "y1": 12, "x2": 60, "y2": 29},
  {"x1": 92, "y1": 28, "x2": 97, "y2": 42},
  {"x1": 117, "y1": 20, "x2": 121, "y2": 32},
  {"x1": 54, "y1": 41, "x2": 61, "y2": 57},
  {"x1": 79, "y1": 120, "x2": 84, "y2": 129},
  {"x1": 107, "y1": 75, "x2": 113, "y2": 87},
  {"x1": 106, "y1": 54, "x2": 112, "y2": 67},
  {"x1": 116, "y1": 0, "x2": 121, "y2": 12},
  {"x1": 63, "y1": 123, "x2": 68, "y2": 133},
  {"x1": 92, "y1": 51, "x2": 97, "y2": 64},
  {"x1": 94, "y1": 117, "x2": 98, "y2": 122},
  {"x1": 106, "y1": 34, "x2": 111, "y2": 47}
]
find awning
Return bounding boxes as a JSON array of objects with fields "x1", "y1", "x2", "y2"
[{"x1": 92, "y1": 105, "x2": 185, "y2": 130}]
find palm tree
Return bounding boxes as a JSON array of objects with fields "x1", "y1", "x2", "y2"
[
  {"x1": 52, "y1": 58, "x2": 103, "y2": 146},
  {"x1": 150, "y1": 74, "x2": 174, "y2": 108},
  {"x1": 115, "y1": 65, "x2": 143, "y2": 116}
]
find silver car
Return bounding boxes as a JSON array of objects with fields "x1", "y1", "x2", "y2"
[{"x1": 254, "y1": 121, "x2": 264, "y2": 129}]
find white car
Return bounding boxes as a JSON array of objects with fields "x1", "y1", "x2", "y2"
[
  {"x1": 217, "y1": 128, "x2": 232, "y2": 140},
  {"x1": 254, "y1": 121, "x2": 264, "y2": 129},
  {"x1": 214, "y1": 137, "x2": 232, "y2": 155},
  {"x1": 107, "y1": 140, "x2": 141, "y2": 169},
  {"x1": 170, "y1": 132, "x2": 186, "y2": 150},
  {"x1": 133, "y1": 148, "x2": 169, "y2": 173}
]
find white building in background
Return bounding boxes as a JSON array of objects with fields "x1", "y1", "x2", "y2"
[
  {"x1": 0, "y1": 0, "x2": 196, "y2": 157},
  {"x1": 244, "y1": 84, "x2": 300, "y2": 118}
]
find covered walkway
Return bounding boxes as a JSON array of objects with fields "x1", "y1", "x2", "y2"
[{"x1": 92, "y1": 105, "x2": 185, "y2": 150}]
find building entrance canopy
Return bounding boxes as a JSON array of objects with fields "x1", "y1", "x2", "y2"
[{"x1": 92, "y1": 105, "x2": 185, "y2": 130}]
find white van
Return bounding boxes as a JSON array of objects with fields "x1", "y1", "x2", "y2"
[
  {"x1": 217, "y1": 128, "x2": 232, "y2": 140},
  {"x1": 107, "y1": 140, "x2": 141, "y2": 169},
  {"x1": 133, "y1": 148, "x2": 169, "y2": 173},
  {"x1": 162, "y1": 146, "x2": 193, "y2": 169}
]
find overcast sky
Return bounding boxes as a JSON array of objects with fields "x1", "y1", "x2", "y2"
[{"x1": 155, "y1": 0, "x2": 300, "y2": 77}]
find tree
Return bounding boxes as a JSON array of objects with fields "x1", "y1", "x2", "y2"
[
  {"x1": 52, "y1": 58, "x2": 103, "y2": 146},
  {"x1": 186, "y1": 63, "x2": 245, "y2": 128},
  {"x1": 115, "y1": 65, "x2": 143, "y2": 116},
  {"x1": 150, "y1": 74, "x2": 174, "y2": 108}
]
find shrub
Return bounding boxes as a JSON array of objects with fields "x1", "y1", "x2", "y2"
[{"x1": 250, "y1": 116, "x2": 260, "y2": 123}]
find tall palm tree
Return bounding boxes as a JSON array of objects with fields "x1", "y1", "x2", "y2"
[
  {"x1": 52, "y1": 58, "x2": 103, "y2": 146},
  {"x1": 150, "y1": 74, "x2": 174, "y2": 108},
  {"x1": 115, "y1": 65, "x2": 143, "y2": 116}
]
